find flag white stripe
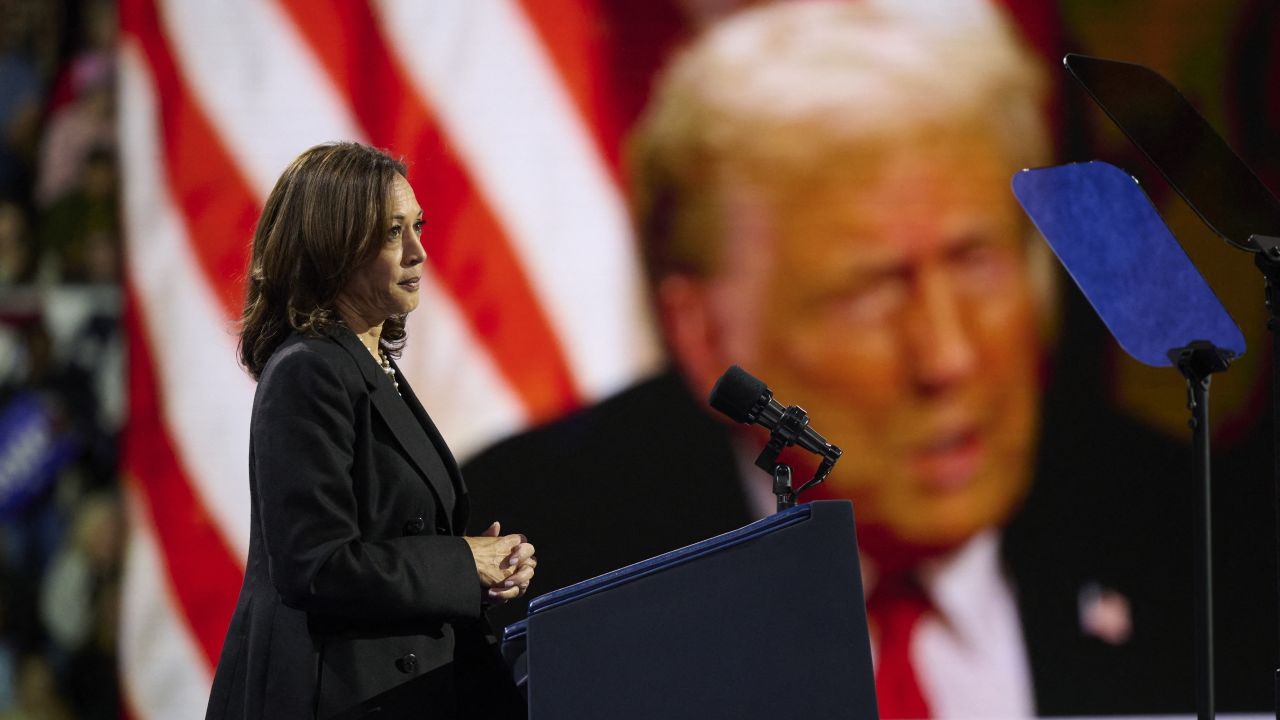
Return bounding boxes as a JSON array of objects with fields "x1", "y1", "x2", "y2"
[
  {"x1": 155, "y1": 0, "x2": 365, "y2": 199},
  {"x1": 398, "y1": 270, "x2": 528, "y2": 463},
  {"x1": 374, "y1": 0, "x2": 663, "y2": 402},
  {"x1": 120, "y1": 42, "x2": 254, "y2": 560},
  {"x1": 120, "y1": 483, "x2": 214, "y2": 720}
]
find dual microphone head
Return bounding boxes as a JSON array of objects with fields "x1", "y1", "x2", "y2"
[{"x1": 708, "y1": 365, "x2": 843, "y2": 464}]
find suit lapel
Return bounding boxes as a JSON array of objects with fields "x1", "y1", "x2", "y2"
[
  {"x1": 330, "y1": 328, "x2": 458, "y2": 525},
  {"x1": 393, "y1": 360, "x2": 470, "y2": 532}
]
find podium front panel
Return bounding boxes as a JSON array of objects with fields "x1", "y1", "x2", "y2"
[{"x1": 525, "y1": 500, "x2": 876, "y2": 719}]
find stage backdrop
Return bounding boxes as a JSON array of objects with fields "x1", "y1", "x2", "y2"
[{"x1": 116, "y1": 0, "x2": 1278, "y2": 716}]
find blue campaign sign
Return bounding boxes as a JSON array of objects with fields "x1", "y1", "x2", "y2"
[
  {"x1": 1012, "y1": 161, "x2": 1244, "y2": 367},
  {"x1": 0, "y1": 391, "x2": 76, "y2": 520}
]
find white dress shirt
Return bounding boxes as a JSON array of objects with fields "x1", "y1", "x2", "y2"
[{"x1": 911, "y1": 531, "x2": 1035, "y2": 719}]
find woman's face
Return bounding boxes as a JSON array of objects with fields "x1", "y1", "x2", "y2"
[{"x1": 337, "y1": 174, "x2": 425, "y2": 328}]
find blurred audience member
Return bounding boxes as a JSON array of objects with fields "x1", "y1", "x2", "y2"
[
  {"x1": 39, "y1": 492, "x2": 121, "y2": 653},
  {"x1": 37, "y1": 144, "x2": 119, "y2": 284},
  {"x1": 0, "y1": 3, "x2": 45, "y2": 200},
  {"x1": 0, "y1": 546, "x2": 16, "y2": 714},
  {"x1": 34, "y1": 0, "x2": 115, "y2": 209},
  {"x1": 0, "y1": 201, "x2": 34, "y2": 284},
  {"x1": 38, "y1": 492, "x2": 121, "y2": 719},
  {"x1": 0, "y1": 654, "x2": 71, "y2": 720}
]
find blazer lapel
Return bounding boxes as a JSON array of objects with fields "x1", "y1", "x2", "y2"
[
  {"x1": 393, "y1": 361, "x2": 470, "y2": 532},
  {"x1": 330, "y1": 328, "x2": 458, "y2": 523}
]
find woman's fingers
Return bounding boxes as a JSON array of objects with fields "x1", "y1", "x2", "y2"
[
  {"x1": 505, "y1": 540, "x2": 535, "y2": 567},
  {"x1": 466, "y1": 525, "x2": 536, "y2": 596},
  {"x1": 487, "y1": 585, "x2": 521, "y2": 603},
  {"x1": 501, "y1": 564, "x2": 535, "y2": 589},
  {"x1": 464, "y1": 534, "x2": 524, "y2": 587}
]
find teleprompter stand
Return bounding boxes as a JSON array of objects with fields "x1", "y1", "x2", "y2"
[
  {"x1": 1061, "y1": 53, "x2": 1280, "y2": 720},
  {"x1": 1014, "y1": 159, "x2": 1245, "y2": 720}
]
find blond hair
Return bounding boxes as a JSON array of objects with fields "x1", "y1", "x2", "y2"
[{"x1": 630, "y1": 0, "x2": 1050, "y2": 283}]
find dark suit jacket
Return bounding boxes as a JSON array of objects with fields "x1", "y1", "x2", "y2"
[
  {"x1": 464, "y1": 369, "x2": 1274, "y2": 716},
  {"x1": 205, "y1": 328, "x2": 522, "y2": 720}
]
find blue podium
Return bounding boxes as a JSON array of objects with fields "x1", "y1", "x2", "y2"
[{"x1": 505, "y1": 500, "x2": 877, "y2": 719}]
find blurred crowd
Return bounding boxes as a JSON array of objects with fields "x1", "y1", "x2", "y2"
[{"x1": 0, "y1": 0, "x2": 125, "y2": 718}]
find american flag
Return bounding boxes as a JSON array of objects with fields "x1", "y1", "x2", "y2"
[{"x1": 116, "y1": 1, "x2": 671, "y2": 715}]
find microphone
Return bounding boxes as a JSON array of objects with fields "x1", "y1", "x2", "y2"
[{"x1": 708, "y1": 365, "x2": 842, "y2": 462}]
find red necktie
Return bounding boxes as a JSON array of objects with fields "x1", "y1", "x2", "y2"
[{"x1": 867, "y1": 572, "x2": 932, "y2": 719}]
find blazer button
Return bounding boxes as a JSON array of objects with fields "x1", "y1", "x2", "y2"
[
  {"x1": 396, "y1": 653, "x2": 418, "y2": 674},
  {"x1": 403, "y1": 517, "x2": 426, "y2": 535}
]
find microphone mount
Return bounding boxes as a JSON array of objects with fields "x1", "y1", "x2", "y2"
[{"x1": 753, "y1": 404, "x2": 839, "y2": 513}]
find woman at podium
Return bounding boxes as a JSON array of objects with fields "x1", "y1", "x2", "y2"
[{"x1": 204, "y1": 142, "x2": 535, "y2": 719}]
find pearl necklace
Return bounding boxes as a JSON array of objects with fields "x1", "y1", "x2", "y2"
[{"x1": 377, "y1": 349, "x2": 400, "y2": 396}]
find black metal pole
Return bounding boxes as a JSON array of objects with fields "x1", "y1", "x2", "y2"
[
  {"x1": 1190, "y1": 370, "x2": 1214, "y2": 720},
  {"x1": 1253, "y1": 242, "x2": 1280, "y2": 720},
  {"x1": 1174, "y1": 342, "x2": 1232, "y2": 720},
  {"x1": 1271, "y1": 317, "x2": 1280, "y2": 720}
]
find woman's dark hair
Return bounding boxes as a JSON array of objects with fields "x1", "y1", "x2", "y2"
[{"x1": 239, "y1": 142, "x2": 409, "y2": 379}]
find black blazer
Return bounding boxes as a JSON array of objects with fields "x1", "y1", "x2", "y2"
[{"x1": 205, "y1": 328, "x2": 521, "y2": 720}]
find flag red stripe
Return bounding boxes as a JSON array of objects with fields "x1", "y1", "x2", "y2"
[
  {"x1": 119, "y1": 0, "x2": 258, "y2": 319},
  {"x1": 278, "y1": 0, "x2": 583, "y2": 421},
  {"x1": 121, "y1": 290, "x2": 243, "y2": 669}
]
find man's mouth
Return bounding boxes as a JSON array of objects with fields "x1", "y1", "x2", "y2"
[{"x1": 912, "y1": 428, "x2": 983, "y2": 491}]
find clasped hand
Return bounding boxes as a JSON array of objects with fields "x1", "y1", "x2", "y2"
[{"x1": 464, "y1": 521, "x2": 536, "y2": 605}]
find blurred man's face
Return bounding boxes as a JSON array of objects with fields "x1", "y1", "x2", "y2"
[{"x1": 691, "y1": 131, "x2": 1040, "y2": 553}]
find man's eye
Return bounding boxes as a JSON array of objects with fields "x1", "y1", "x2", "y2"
[
  {"x1": 413, "y1": 220, "x2": 424, "y2": 233},
  {"x1": 950, "y1": 238, "x2": 1017, "y2": 287},
  {"x1": 828, "y1": 274, "x2": 909, "y2": 325}
]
